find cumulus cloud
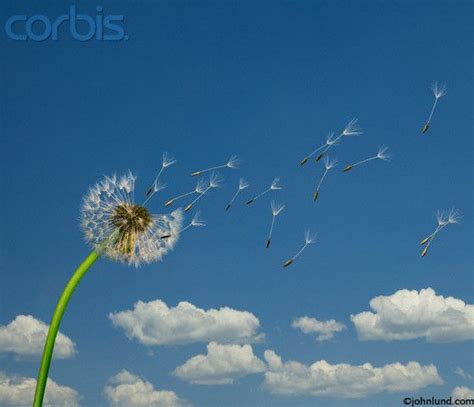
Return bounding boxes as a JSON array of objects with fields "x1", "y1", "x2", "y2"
[
  {"x1": 262, "y1": 350, "x2": 442, "y2": 398},
  {"x1": 452, "y1": 386, "x2": 474, "y2": 400},
  {"x1": 173, "y1": 342, "x2": 265, "y2": 385},
  {"x1": 454, "y1": 367, "x2": 472, "y2": 380},
  {"x1": 104, "y1": 370, "x2": 189, "y2": 407},
  {"x1": 292, "y1": 316, "x2": 346, "y2": 341},
  {"x1": 0, "y1": 315, "x2": 76, "y2": 358},
  {"x1": 351, "y1": 288, "x2": 474, "y2": 343},
  {"x1": 0, "y1": 371, "x2": 79, "y2": 406},
  {"x1": 109, "y1": 300, "x2": 262, "y2": 346}
]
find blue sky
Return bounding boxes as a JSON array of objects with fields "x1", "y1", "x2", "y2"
[{"x1": 0, "y1": 0, "x2": 473, "y2": 406}]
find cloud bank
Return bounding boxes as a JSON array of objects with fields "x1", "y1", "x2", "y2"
[
  {"x1": 173, "y1": 342, "x2": 265, "y2": 385},
  {"x1": 0, "y1": 315, "x2": 76, "y2": 358},
  {"x1": 109, "y1": 300, "x2": 262, "y2": 346},
  {"x1": 351, "y1": 288, "x2": 474, "y2": 343},
  {"x1": 104, "y1": 370, "x2": 189, "y2": 407},
  {"x1": 263, "y1": 350, "x2": 442, "y2": 398}
]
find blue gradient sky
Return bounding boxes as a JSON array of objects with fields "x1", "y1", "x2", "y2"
[{"x1": 0, "y1": 1, "x2": 473, "y2": 406}]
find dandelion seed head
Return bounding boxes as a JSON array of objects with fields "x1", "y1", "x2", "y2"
[
  {"x1": 304, "y1": 230, "x2": 316, "y2": 245},
  {"x1": 271, "y1": 200, "x2": 285, "y2": 216},
  {"x1": 191, "y1": 211, "x2": 206, "y2": 227},
  {"x1": 195, "y1": 179, "x2": 207, "y2": 194},
  {"x1": 376, "y1": 146, "x2": 391, "y2": 161},
  {"x1": 326, "y1": 132, "x2": 339, "y2": 146},
  {"x1": 436, "y1": 210, "x2": 448, "y2": 226},
  {"x1": 226, "y1": 155, "x2": 240, "y2": 169},
  {"x1": 238, "y1": 178, "x2": 250, "y2": 190},
  {"x1": 81, "y1": 172, "x2": 183, "y2": 266},
  {"x1": 447, "y1": 208, "x2": 461, "y2": 224},
  {"x1": 270, "y1": 177, "x2": 282, "y2": 190},
  {"x1": 209, "y1": 172, "x2": 223, "y2": 189},
  {"x1": 324, "y1": 156, "x2": 337, "y2": 170},
  {"x1": 432, "y1": 82, "x2": 447, "y2": 99},
  {"x1": 162, "y1": 152, "x2": 177, "y2": 168},
  {"x1": 342, "y1": 118, "x2": 363, "y2": 137}
]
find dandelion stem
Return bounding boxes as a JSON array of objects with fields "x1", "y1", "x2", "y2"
[
  {"x1": 352, "y1": 156, "x2": 378, "y2": 167},
  {"x1": 33, "y1": 250, "x2": 100, "y2": 407},
  {"x1": 293, "y1": 243, "x2": 308, "y2": 260},
  {"x1": 427, "y1": 97, "x2": 439, "y2": 125}
]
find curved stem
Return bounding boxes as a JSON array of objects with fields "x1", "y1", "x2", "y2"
[{"x1": 33, "y1": 250, "x2": 100, "y2": 407}]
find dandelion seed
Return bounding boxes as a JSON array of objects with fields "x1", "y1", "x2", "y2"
[
  {"x1": 420, "y1": 208, "x2": 461, "y2": 257},
  {"x1": 422, "y1": 82, "x2": 447, "y2": 134},
  {"x1": 161, "y1": 211, "x2": 205, "y2": 239},
  {"x1": 225, "y1": 177, "x2": 250, "y2": 211},
  {"x1": 184, "y1": 172, "x2": 223, "y2": 212},
  {"x1": 165, "y1": 179, "x2": 207, "y2": 207},
  {"x1": 313, "y1": 156, "x2": 337, "y2": 201},
  {"x1": 82, "y1": 172, "x2": 183, "y2": 266},
  {"x1": 343, "y1": 146, "x2": 390, "y2": 173},
  {"x1": 34, "y1": 171, "x2": 184, "y2": 407},
  {"x1": 283, "y1": 230, "x2": 316, "y2": 268},
  {"x1": 266, "y1": 201, "x2": 285, "y2": 248},
  {"x1": 315, "y1": 119, "x2": 363, "y2": 163},
  {"x1": 246, "y1": 177, "x2": 282, "y2": 205},
  {"x1": 145, "y1": 152, "x2": 177, "y2": 198},
  {"x1": 191, "y1": 155, "x2": 239, "y2": 177},
  {"x1": 300, "y1": 133, "x2": 338, "y2": 166}
]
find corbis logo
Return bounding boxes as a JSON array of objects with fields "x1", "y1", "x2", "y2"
[{"x1": 4, "y1": 5, "x2": 127, "y2": 42}]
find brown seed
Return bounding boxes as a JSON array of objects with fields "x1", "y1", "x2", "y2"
[{"x1": 283, "y1": 259, "x2": 294, "y2": 268}]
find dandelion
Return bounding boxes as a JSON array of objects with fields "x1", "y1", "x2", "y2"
[
  {"x1": 225, "y1": 177, "x2": 250, "y2": 211},
  {"x1": 420, "y1": 208, "x2": 461, "y2": 257},
  {"x1": 184, "y1": 172, "x2": 222, "y2": 212},
  {"x1": 164, "y1": 179, "x2": 207, "y2": 207},
  {"x1": 33, "y1": 172, "x2": 183, "y2": 407},
  {"x1": 422, "y1": 82, "x2": 447, "y2": 134},
  {"x1": 343, "y1": 146, "x2": 390, "y2": 172},
  {"x1": 266, "y1": 201, "x2": 285, "y2": 248},
  {"x1": 191, "y1": 155, "x2": 239, "y2": 177},
  {"x1": 314, "y1": 119, "x2": 363, "y2": 162},
  {"x1": 313, "y1": 156, "x2": 337, "y2": 201},
  {"x1": 246, "y1": 177, "x2": 282, "y2": 205},
  {"x1": 300, "y1": 132, "x2": 338, "y2": 166},
  {"x1": 161, "y1": 211, "x2": 205, "y2": 239},
  {"x1": 283, "y1": 230, "x2": 316, "y2": 268},
  {"x1": 145, "y1": 152, "x2": 177, "y2": 198}
]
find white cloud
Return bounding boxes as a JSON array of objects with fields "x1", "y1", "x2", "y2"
[
  {"x1": 262, "y1": 350, "x2": 442, "y2": 398},
  {"x1": 454, "y1": 367, "x2": 472, "y2": 380},
  {"x1": 104, "y1": 370, "x2": 189, "y2": 407},
  {"x1": 351, "y1": 288, "x2": 474, "y2": 343},
  {"x1": 109, "y1": 300, "x2": 262, "y2": 346},
  {"x1": 173, "y1": 342, "x2": 265, "y2": 385},
  {"x1": 452, "y1": 386, "x2": 474, "y2": 400},
  {"x1": 0, "y1": 315, "x2": 76, "y2": 358},
  {"x1": 292, "y1": 316, "x2": 346, "y2": 341},
  {"x1": 0, "y1": 371, "x2": 79, "y2": 407}
]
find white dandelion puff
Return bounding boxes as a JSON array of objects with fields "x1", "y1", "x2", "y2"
[
  {"x1": 145, "y1": 152, "x2": 177, "y2": 198},
  {"x1": 225, "y1": 177, "x2": 250, "y2": 211},
  {"x1": 81, "y1": 172, "x2": 183, "y2": 266},
  {"x1": 246, "y1": 177, "x2": 282, "y2": 205},
  {"x1": 266, "y1": 201, "x2": 285, "y2": 248},
  {"x1": 164, "y1": 179, "x2": 207, "y2": 207},
  {"x1": 420, "y1": 207, "x2": 461, "y2": 257},
  {"x1": 191, "y1": 155, "x2": 240, "y2": 176},
  {"x1": 283, "y1": 230, "x2": 317, "y2": 268},
  {"x1": 184, "y1": 172, "x2": 223, "y2": 212},
  {"x1": 313, "y1": 156, "x2": 337, "y2": 201},
  {"x1": 343, "y1": 146, "x2": 390, "y2": 173},
  {"x1": 422, "y1": 81, "x2": 447, "y2": 133}
]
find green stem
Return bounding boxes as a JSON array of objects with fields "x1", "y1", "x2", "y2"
[{"x1": 33, "y1": 250, "x2": 100, "y2": 407}]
